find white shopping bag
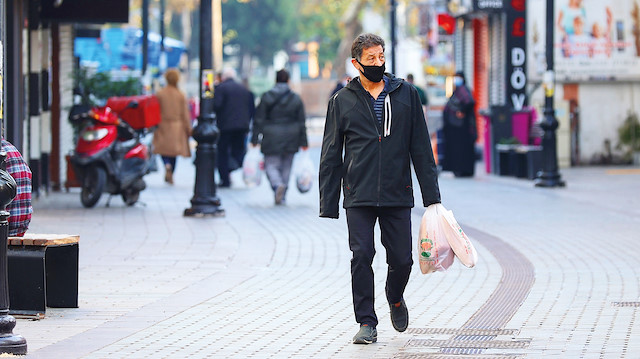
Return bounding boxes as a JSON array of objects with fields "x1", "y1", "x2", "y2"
[
  {"x1": 417, "y1": 204, "x2": 455, "y2": 274},
  {"x1": 242, "y1": 146, "x2": 264, "y2": 187},
  {"x1": 295, "y1": 150, "x2": 314, "y2": 193},
  {"x1": 438, "y1": 204, "x2": 478, "y2": 268}
]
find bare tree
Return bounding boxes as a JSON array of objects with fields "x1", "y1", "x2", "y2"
[{"x1": 334, "y1": 0, "x2": 368, "y2": 78}]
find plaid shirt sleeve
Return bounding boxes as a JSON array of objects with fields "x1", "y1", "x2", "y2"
[{"x1": 2, "y1": 140, "x2": 33, "y2": 237}]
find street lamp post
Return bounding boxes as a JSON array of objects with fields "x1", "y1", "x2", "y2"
[
  {"x1": 0, "y1": 153, "x2": 27, "y2": 355},
  {"x1": 535, "y1": 0, "x2": 565, "y2": 187},
  {"x1": 160, "y1": 0, "x2": 165, "y2": 53},
  {"x1": 142, "y1": 0, "x2": 149, "y2": 76},
  {"x1": 159, "y1": 0, "x2": 166, "y2": 71},
  {"x1": 184, "y1": 0, "x2": 225, "y2": 217},
  {"x1": 0, "y1": 0, "x2": 27, "y2": 352}
]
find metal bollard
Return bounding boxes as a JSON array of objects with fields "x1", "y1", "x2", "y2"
[
  {"x1": 183, "y1": 113, "x2": 225, "y2": 217},
  {"x1": 0, "y1": 152, "x2": 27, "y2": 354}
]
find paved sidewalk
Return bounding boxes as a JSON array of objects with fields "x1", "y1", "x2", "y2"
[{"x1": 11, "y1": 147, "x2": 640, "y2": 358}]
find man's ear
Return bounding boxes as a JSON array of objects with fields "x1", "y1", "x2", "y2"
[{"x1": 351, "y1": 58, "x2": 361, "y2": 72}]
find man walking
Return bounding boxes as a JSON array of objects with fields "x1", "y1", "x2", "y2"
[
  {"x1": 319, "y1": 33, "x2": 441, "y2": 344},
  {"x1": 214, "y1": 67, "x2": 255, "y2": 187},
  {"x1": 406, "y1": 73, "x2": 428, "y2": 107},
  {"x1": 251, "y1": 69, "x2": 308, "y2": 205}
]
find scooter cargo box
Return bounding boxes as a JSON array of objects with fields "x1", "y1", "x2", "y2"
[{"x1": 106, "y1": 95, "x2": 161, "y2": 130}]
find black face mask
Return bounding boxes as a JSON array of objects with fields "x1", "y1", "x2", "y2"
[{"x1": 356, "y1": 59, "x2": 385, "y2": 83}]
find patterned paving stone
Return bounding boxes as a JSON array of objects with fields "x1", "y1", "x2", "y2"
[{"x1": 12, "y1": 150, "x2": 640, "y2": 358}]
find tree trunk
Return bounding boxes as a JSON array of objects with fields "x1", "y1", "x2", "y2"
[{"x1": 335, "y1": 0, "x2": 367, "y2": 78}]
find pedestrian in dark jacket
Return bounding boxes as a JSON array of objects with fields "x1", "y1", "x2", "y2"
[
  {"x1": 251, "y1": 69, "x2": 308, "y2": 205},
  {"x1": 439, "y1": 71, "x2": 477, "y2": 177},
  {"x1": 406, "y1": 73, "x2": 428, "y2": 106},
  {"x1": 214, "y1": 67, "x2": 255, "y2": 187},
  {"x1": 319, "y1": 33, "x2": 441, "y2": 344},
  {"x1": 330, "y1": 74, "x2": 351, "y2": 97}
]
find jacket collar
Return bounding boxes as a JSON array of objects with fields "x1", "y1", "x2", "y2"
[{"x1": 346, "y1": 74, "x2": 403, "y2": 94}]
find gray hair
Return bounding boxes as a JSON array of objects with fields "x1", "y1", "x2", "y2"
[
  {"x1": 221, "y1": 67, "x2": 237, "y2": 81},
  {"x1": 351, "y1": 33, "x2": 385, "y2": 61}
]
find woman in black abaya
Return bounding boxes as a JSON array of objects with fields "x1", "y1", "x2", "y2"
[{"x1": 438, "y1": 71, "x2": 477, "y2": 177}]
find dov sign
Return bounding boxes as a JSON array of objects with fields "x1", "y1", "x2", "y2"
[{"x1": 506, "y1": 0, "x2": 527, "y2": 111}]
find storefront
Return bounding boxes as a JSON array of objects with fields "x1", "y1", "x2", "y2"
[
  {"x1": 527, "y1": 0, "x2": 640, "y2": 165},
  {"x1": 448, "y1": 0, "x2": 532, "y2": 173},
  {"x1": 1, "y1": 0, "x2": 129, "y2": 193}
]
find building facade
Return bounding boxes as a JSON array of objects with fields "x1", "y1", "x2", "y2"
[
  {"x1": 1, "y1": 0, "x2": 129, "y2": 195},
  {"x1": 448, "y1": 0, "x2": 640, "y2": 167}
]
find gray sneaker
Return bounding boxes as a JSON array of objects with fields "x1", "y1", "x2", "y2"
[
  {"x1": 389, "y1": 299, "x2": 409, "y2": 332},
  {"x1": 353, "y1": 324, "x2": 377, "y2": 344}
]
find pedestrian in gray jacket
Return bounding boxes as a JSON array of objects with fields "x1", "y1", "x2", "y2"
[
  {"x1": 319, "y1": 33, "x2": 441, "y2": 344},
  {"x1": 251, "y1": 69, "x2": 308, "y2": 205}
]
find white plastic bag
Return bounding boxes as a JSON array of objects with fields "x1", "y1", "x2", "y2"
[
  {"x1": 295, "y1": 150, "x2": 314, "y2": 193},
  {"x1": 242, "y1": 146, "x2": 264, "y2": 187},
  {"x1": 418, "y1": 204, "x2": 455, "y2": 274},
  {"x1": 438, "y1": 204, "x2": 478, "y2": 268}
]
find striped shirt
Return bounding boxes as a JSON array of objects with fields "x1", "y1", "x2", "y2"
[
  {"x1": 2, "y1": 140, "x2": 32, "y2": 237},
  {"x1": 363, "y1": 76, "x2": 390, "y2": 128}
]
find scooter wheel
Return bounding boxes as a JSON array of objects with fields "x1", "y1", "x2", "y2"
[
  {"x1": 81, "y1": 166, "x2": 106, "y2": 208},
  {"x1": 121, "y1": 190, "x2": 140, "y2": 207}
]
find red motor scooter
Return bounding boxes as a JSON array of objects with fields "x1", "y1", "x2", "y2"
[{"x1": 70, "y1": 95, "x2": 160, "y2": 208}]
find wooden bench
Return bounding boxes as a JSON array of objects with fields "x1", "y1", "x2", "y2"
[{"x1": 7, "y1": 234, "x2": 79, "y2": 318}]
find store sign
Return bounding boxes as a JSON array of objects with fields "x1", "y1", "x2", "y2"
[
  {"x1": 527, "y1": 0, "x2": 640, "y2": 82},
  {"x1": 506, "y1": 0, "x2": 527, "y2": 111},
  {"x1": 474, "y1": 0, "x2": 504, "y2": 11},
  {"x1": 41, "y1": 0, "x2": 129, "y2": 24},
  {"x1": 554, "y1": 0, "x2": 640, "y2": 81}
]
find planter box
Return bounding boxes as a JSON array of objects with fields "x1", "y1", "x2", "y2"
[{"x1": 496, "y1": 144, "x2": 542, "y2": 179}]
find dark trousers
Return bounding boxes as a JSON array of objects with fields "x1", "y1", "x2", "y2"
[
  {"x1": 217, "y1": 129, "x2": 248, "y2": 186},
  {"x1": 162, "y1": 156, "x2": 176, "y2": 170},
  {"x1": 346, "y1": 206, "x2": 413, "y2": 327}
]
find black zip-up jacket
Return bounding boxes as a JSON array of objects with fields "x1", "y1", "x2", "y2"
[
  {"x1": 319, "y1": 75, "x2": 441, "y2": 218},
  {"x1": 251, "y1": 83, "x2": 308, "y2": 155}
]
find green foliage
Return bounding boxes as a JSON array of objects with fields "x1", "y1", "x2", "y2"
[
  {"x1": 221, "y1": 0, "x2": 299, "y2": 66},
  {"x1": 298, "y1": 0, "x2": 349, "y2": 68},
  {"x1": 498, "y1": 137, "x2": 523, "y2": 145},
  {"x1": 617, "y1": 111, "x2": 640, "y2": 152},
  {"x1": 73, "y1": 69, "x2": 141, "y2": 107}
]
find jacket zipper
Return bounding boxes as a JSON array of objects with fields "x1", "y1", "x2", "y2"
[{"x1": 363, "y1": 96, "x2": 382, "y2": 207}]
